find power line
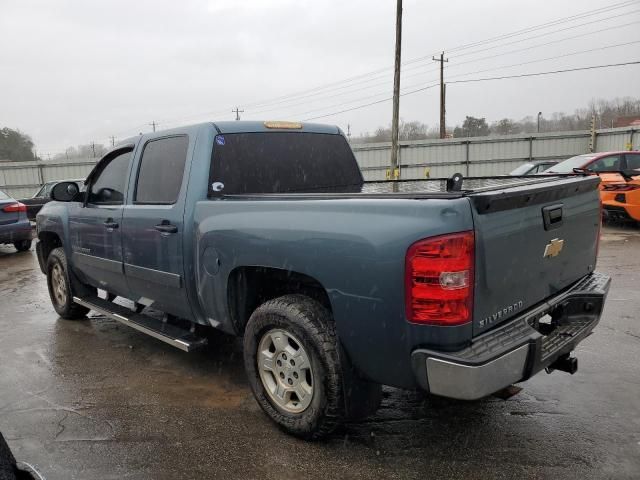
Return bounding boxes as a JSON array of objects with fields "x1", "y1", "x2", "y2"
[
  {"x1": 450, "y1": 8, "x2": 640, "y2": 60},
  {"x1": 229, "y1": 13, "x2": 640, "y2": 118},
  {"x1": 268, "y1": 39, "x2": 640, "y2": 121},
  {"x1": 244, "y1": 0, "x2": 638, "y2": 110},
  {"x1": 447, "y1": 60, "x2": 640, "y2": 84},
  {"x1": 161, "y1": 0, "x2": 636, "y2": 123},
  {"x1": 37, "y1": 1, "x2": 640, "y2": 151},
  {"x1": 245, "y1": 21, "x2": 639, "y2": 119},
  {"x1": 303, "y1": 61, "x2": 640, "y2": 121}
]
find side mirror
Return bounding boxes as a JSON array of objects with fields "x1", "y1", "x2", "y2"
[{"x1": 51, "y1": 182, "x2": 80, "y2": 202}]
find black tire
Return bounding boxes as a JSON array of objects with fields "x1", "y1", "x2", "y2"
[
  {"x1": 46, "y1": 247, "x2": 92, "y2": 320},
  {"x1": 13, "y1": 240, "x2": 31, "y2": 252},
  {"x1": 243, "y1": 294, "x2": 345, "y2": 439}
]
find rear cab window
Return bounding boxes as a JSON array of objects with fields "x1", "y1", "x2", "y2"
[{"x1": 209, "y1": 132, "x2": 363, "y2": 195}]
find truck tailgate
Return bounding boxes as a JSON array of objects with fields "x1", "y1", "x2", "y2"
[{"x1": 470, "y1": 176, "x2": 601, "y2": 335}]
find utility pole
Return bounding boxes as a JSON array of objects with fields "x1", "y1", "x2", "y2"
[
  {"x1": 90, "y1": 142, "x2": 96, "y2": 158},
  {"x1": 537, "y1": 112, "x2": 542, "y2": 133},
  {"x1": 109, "y1": 136, "x2": 116, "y2": 147},
  {"x1": 232, "y1": 107, "x2": 244, "y2": 121},
  {"x1": 390, "y1": 0, "x2": 402, "y2": 180},
  {"x1": 347, "y1": 124, "x2": 351, "y2": 142},
  {"x1": 432, "y1": 51, "x2": 448, "y2": 139},
  {"x1": 149, "y1": 121, "x2": 158, "y2": 132}
]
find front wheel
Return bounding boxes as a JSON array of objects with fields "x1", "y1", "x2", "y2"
[
  {"x1": 46, "y1": 247, "x2": 91, "y2": 320},
  {"x1": 243, "y1": 295, "x2": 345, "y2": 439}
]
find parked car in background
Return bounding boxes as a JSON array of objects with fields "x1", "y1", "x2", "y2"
[
  {"x1": 599, "y1": 171, "x2": 640, "y2": 223},
  {"x1": 20, "y1": 179, "x2": 84, "y2": 221},
  {"x1": 547, "y1": 151, "x2": 640, "y2": 224},
  {"x1": 546, "y1": 151, "x2": 640, "y2": 174},
  {"x1": 509, "y1": 160, "x2": 558, "y2": 175},
  {"x1": 0, "y1": 189, "x2": 32, "y2": 252}
]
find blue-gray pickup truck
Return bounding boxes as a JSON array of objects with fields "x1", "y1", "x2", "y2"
[{"x1": 36, "y1": 121, "x2": 610, "y2": 438}]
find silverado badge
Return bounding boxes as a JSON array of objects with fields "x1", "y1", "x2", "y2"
[{"x1": 544, "y1": 238, "x2": 564, "y2": 258}]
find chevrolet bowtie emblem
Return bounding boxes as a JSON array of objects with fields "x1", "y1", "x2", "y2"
[{"x1": 544, "y1": 238, "x2": 564, "y2": 258}]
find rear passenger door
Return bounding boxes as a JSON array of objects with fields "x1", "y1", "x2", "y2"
[{"x1": 121, "y1": 135, "x2": 193, "y2": 319}]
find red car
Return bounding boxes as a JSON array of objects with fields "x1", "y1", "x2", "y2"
[{"x1": 546, "y1": 151, "x2": 640, "y2": 174}]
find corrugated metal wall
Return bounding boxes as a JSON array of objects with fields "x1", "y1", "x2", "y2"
[
  {"x1": 0, "y1": 127, "x2": 637, "y2": 197},
  {"x1": 0, "y1": 159, "x2": 95, "y2": 199},
  {"x1": 353, "y1": 126, "x2": 638, "y2": 180}
]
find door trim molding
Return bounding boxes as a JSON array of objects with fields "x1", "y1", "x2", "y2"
[
  {"x1": 124, "y1": 263, "x2": 182, "y2": 288},
  {"x1": 73, "y1": 252, "x2": 123, "y2": 274}
]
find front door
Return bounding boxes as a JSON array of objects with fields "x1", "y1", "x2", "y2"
[
  {"x1": 69, "y1": 148, "x2": 133, "y2": 297},
  {"x1": 121, "y1": 135, "x2": 193, "y2": 319}
]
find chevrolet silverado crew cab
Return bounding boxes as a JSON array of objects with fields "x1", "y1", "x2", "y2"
[{"x1": 36, "y1": 121, "x2": 610, "y2": 439}]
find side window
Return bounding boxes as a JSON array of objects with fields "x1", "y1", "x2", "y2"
[
  {"x1": 589, "y1": 155, "x2": 621, "y2": 172},
  {"x1": 625, "y1": 154, "x2": 640, "y2": 170},
  {"x1": 135, "y1": 136, "x2": 189, "y2": 204},
  {"x1": 88, "y1": 150, "x2": 133, "y2": 205}
]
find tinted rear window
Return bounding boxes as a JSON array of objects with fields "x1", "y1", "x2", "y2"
[{"x1": 210, "y1": 132, "x2": 363, "y2": 195}]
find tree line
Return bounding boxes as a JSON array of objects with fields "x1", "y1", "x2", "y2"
[{"x1": 352, "y1": 96, "x2": 640, "y2": 143}]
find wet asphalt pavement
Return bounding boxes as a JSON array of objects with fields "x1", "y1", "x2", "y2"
[{"x1": 0, "y1": 225, "x2": 639, "y2": 480}]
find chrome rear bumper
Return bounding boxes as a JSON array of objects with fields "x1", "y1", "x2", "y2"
[{"x1": 411, "y1": 272, "x2": 611, "y2": 400}]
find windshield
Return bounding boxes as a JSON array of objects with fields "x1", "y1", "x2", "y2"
[
  {"x1": 548, "y1": 154, "x2": 597, "y2": 173},
  {"x1": 509, "y1": 163, "x2": 535, "y2": 175},
  {"x1": 0, "y1": 189, "x2": 10, "y2": 200}
]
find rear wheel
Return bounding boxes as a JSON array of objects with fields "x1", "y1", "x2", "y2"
[
  {"x1": 46, "y1": 247, "x2": 92, "y2": 320},
  {"x1": 13, "y1": 240, "x2": 31, "y2": 252},
  {"x1": 243, "y1": 295, "x2": 345, "y2": 439}
]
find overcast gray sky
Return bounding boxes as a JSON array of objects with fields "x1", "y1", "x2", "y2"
[{"x1": 1, "y1": 0, "x2": 638, "y2": 155}]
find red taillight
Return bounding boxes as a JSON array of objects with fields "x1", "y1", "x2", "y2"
[
  {"x1": 2, "y1": 202, "x2": 26, "y2": 213},
  {"x1": 405, "y1": 231, "x2": 474, "y2": 326}
]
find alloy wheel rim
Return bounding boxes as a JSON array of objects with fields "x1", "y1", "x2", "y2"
[
  {"x1": 51, "y1": 263, "x2": 67, "y2": 306},
  {"x1": 257, "y1": 328, "x2": 314, "y2": 414}
]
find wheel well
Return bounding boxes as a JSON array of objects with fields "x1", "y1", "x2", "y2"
[
  {"x1": 227, "y1": 267, "x2": 332, "y2": 334},
  {"x1": 38, "y1": 231, "x2": 62, "y2": 263}
]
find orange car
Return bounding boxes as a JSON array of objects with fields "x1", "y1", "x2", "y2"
[
  {"x1": 548, "y1": 151, "x2": 640, "y2": 223},
  {"x1": 599, "y1": 171, "x2": 640, "y2": 222}
]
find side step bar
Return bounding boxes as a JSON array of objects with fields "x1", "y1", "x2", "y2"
[{"x1": 73, "y1": 295, "x2": 208, "y2": 352}]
